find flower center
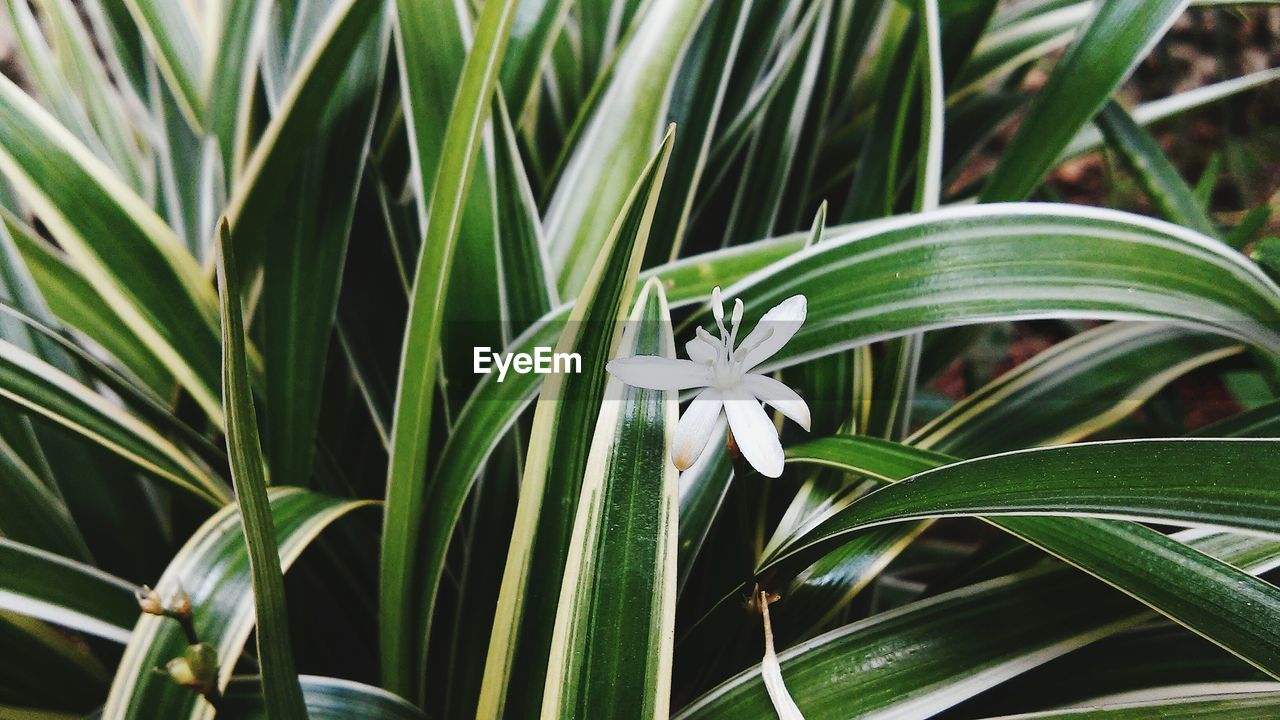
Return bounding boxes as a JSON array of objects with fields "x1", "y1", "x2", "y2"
[{"x1": 706, "y1": 290, "x2": 775, "y2": 389}]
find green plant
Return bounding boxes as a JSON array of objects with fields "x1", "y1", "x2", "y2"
[{"x1": 0, "y1": 0, "x2": 1278, "y2": 717}]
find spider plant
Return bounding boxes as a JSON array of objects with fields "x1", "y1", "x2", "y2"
[{"x1": 0, "y1": 0, "x2": 1278, "y2": 717}]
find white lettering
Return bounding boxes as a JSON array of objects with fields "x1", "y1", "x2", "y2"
[{"x1": 473, "y1": 347, "x2": 582, "y2": 380}]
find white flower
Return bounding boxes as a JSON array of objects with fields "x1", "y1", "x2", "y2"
[{"x1": 606, "y1": 287, "x2": 810, "y2": 478}]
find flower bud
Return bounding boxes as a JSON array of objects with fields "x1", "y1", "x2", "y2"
[
  {"x1": 167, "y1": 586, "x2": 192, "y2": 619},
  {"x1": 136, "y1": 585, "x2": 164, "y2": 616},
  {"x1": 165, "y1": 643, "x2": 218, "y2": 695}
]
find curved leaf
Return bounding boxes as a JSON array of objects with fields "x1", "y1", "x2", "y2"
[
  {"x1": 220, "y1": 675, "x2": 425, "y2": 720},
  {"x1": 0, "y1": 336, "x2": 227, "y2": 504},
  {"x1": 910, "y1": 323, "x2": 1243, "y2": 456},
  {"x1": 776, "y1": 439, "x2": 1280, "y2": 556},
  {"x1": 0, "y1": 75, "x2": 224, "y2": 421},
  {"x1": 102, "y1": 488, "x2": 373, "y2": 719},
  {"x1": 0, "y1": 538, "x2": 136, "y2": 643},
  {"x1": 677, "y1": 526, "x2": 1280, "y2": 719},
  {"x1": 687, "y1": 204, "x2": 1280, "y2": 366}
]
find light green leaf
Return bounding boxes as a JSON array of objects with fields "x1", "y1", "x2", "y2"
[
  {"x1": 545, "y1": 0, "x2": 712, "y2": 295},
  {"x1": 118, "y1": 0, "x2": 205, "y2": 129},
  {"x1": 379, "y1": 0, "x2": 521, "y2": 699}
]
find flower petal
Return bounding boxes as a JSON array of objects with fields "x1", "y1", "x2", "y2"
[
  {"x1": 606, "y1": 356, "x2": 712, "y2": 390},
  {"x1": 723, "y1": 389, "x2": 785, "y2": 478},
  {"x1": 672, "y1": 389, "x2": 723, "y2": 471},
  {"x1": 685, "y1": 334, "x2": 719, "y2": 364},
  {"x1": 742, "y1": 374, "x2": 811, "y2": 432},
  {"x1": 739, "y1": 295, "x2": 807, "y2": 370}
]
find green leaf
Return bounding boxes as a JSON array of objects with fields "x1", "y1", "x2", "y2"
[
  {"x1": 772, "y1": 436, "x2": 1280, "y2": 680},
  {"x1": 542, "y1": 278, "x2": 679, "y2": 719},
  {"x1": 0, "y1": 433, "x2": 87, "y2": 560},
  {"x1": 216, "y1": 222, "x2": 307, "y2": 719},
  {"x1": 118, "y1": 0, "x2": 205, "y2": 130},
  {"x1": 407, "y1": 228, "x2": 803, "y2": 698},
  {"x1": 220, "y1": 675, "x2": 425, "y2": 719},
  {"x1": 14, "y1": 0, "x2": 146, "y2": 191},
  {"x1": 0, "y1": 537, "x2": 136, "y2": 643},
  {"x1": 679, "y1": 517, "x2": 1280, "y2": 719},
  {"x1": 981, "y1": 0, "x2": 1188, "y2": 201},
  {"x1": 224, "y1": 0, "x2": 386, "y2": 272},
  {"x1": 0, "y1": 332, "x2": 227, "y2": 504},
  {"x1": 102, "y1": 488, "x2": 371, "y2": 719},
  {"x1": 261, "y1": 14, "x2": 390, "y2": 489},
  {"x1": 379, "y1": 0, "x2": 521, "y2": 699},
  {"x1": 0, "y1": 610, "x2": 109, "y2": 712},
  {"x1": 911, "y1": 323, "x2": 1242, "y2": 456},
  {"x1": 1096, "y1": 101, "x2": 1218, "y2": 237},
  {"x1": 645, "y1": 0, "x2": 753, "y2": 264},
  {"x1": 684, "y1": 204, "x2": 1280, "y2": 367},
  {"x1": 205, "y1": 0, "x2": 262, "y2": 180},
  {"x1": 499, "y1": 0, "x2": 571, "y2": 120},
  {"x1": 976, "y1": 691, "x2": 1280, "y2": 719},
  {"x1": 478, "y1": 129, "x2": 675, "y2": 719},
  {"x1": 0, "y1": 74, "x2": 226, "y2": 421},
  {"x1": 493, "y1": 92, "x2": 557, "y2": 331},
  {"x1": 722, "y1": 0, "x2": 828, "y2": 245},
  {"x1": 776, "y1": 439, "x2": 1280, "y2": 564},
  {"x1": 545, "y1": 0, "x2": 712, "y2": 296},
  {"x1": 2, "y1": 209, "x2": 175, "y2": 395},
  {"x1": 1063, "y1": 67, "x2": 1280, "y2": 159}
]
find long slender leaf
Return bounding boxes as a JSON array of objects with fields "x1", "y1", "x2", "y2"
[
  {"x1": 118, "y1": 0, "x2": 205, "y2": 129},
  {"x1": 544, "y1": 0, "x2": 712, "y2": 295},
  {"x1": 542, "y1": 277, "x2": 679, "y2": 719},
  {"x1": 771, "y1": 436, "x2": 1280, "y2": 679},
  {"x1": 379, "y1": 0, "x2": 521, "y2": 700},
  {"x1": 911, "y1": 323, "x2": 1242, "y2": 456},
  {"x1": 775, "y1": 439, "x2": 1280, "y2": 564},
  {"x1": 478, "y1": 129, "x2": 675, "y2": 719},
  {"x1": 981, "y1": 0, "x2": 1188, "y2": 201},
  {"x1": 676, "y1": 526, "x2": 1280, "y2": 719},
  {"x1": 216, "y1": 222, "x2": 307, "y2": 719},
  {"x1": 1096, "y1": 101, "x2": 1218, "y2": 237},
  {"x1": 686, "y1": 204, "x2": 1280, "y2": 367},
  {"x1": 0, "y1": 334, "x2": 227, "y2": 504},
  {"x1": 0, "y1": 537, "x2": 136, "y2": 643}
]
